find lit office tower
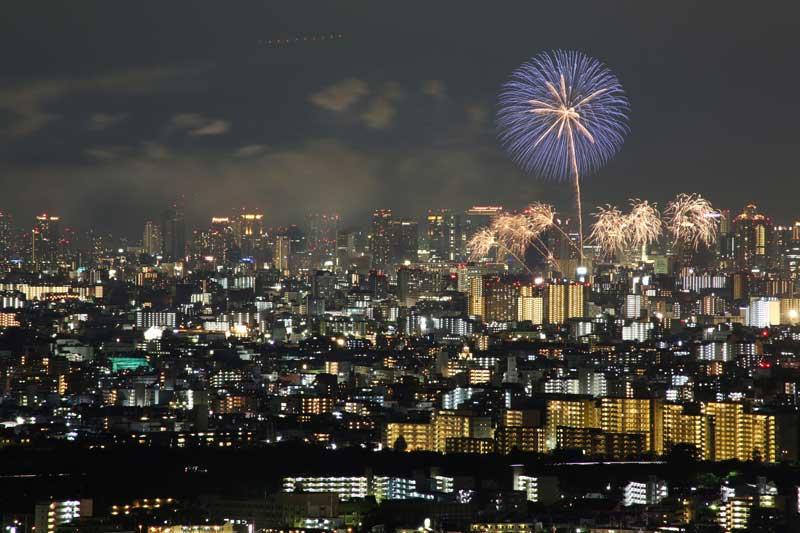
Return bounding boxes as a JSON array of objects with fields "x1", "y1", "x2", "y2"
[
  {"x1": 370, "y1": 209, "x2": 392, "y2": 271},
  {"x1": 600, "y1": 398, "x2": 663, "y2": 454},
  {"x1": 426, "y1": 209, "x2": 463, "y2": 262},
  {"x1": 482, "y1": 276, "x2": 518, "y2": 322},
  {"x1": 208, "y1": 217, "x2": 235, "y2": 263},
  {"x1": 733, "y1": 203, "x2": 773, "y2": 270},
  {"x1": 274, "y1": 235, "x2": 290, "y2": 274},
  {"x1": 784, "y1": 222, "x2": 800, "y2": 276},
  {"x1": 546, "y1": 281, "x2": 585, "y2": 324},
  {"x1": 390, "y1": 218, "x2": 419, "y2": 264},
  {"x1": 0, "y1": 211, "x2": 11, "y2": 259},
  {"x1": 306, "y1": 212, "x2": 339, "y2": 266},
  {"x1": 32, "y1": 214, "x2": 61, "y2": 266},
  {"x1": 336, "y1": 229, "x2": 358, "y2": 270},
  {"x1": 161, "y1": 201, "x2": 186, "y2": 262},
  {"x1": 235, "y1": 212, "x2": 264, "y2": 260},
  {"x1": 772, "y1": 224, "x2": 793, "y2": 273},
  {"x1": 701, "y1": 402, "x2": 776, "y2": 462},
  {"x1": 142, "y1": 220, "x2": 163, "y2": 256}
]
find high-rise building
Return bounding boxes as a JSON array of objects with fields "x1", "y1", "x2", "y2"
[
  {"x1": 600, "y1": 398, "x2": 663, "y2": 454},
  {"x1": 746, "y1": 297, "x2": 780, "y2": 328},
  {"x1": 208, "y1": 217, "x2": 235, "y2": 264},
  {"x1": 336, "y1": 229, "x2": 359, "y2": 271},
  {"x1": 390, "y1": 218, "x2": 418, "y2": 265},
  {"x1": 468, "y1": 274, "x2": 484, "y2": 318},
  {"x1": 431, "y1": 410, "x2": 471, "y2": 452},
  {"x1": 234, "y1": 212, "x2": 264, "y2": 260},
  {"x1": 733, "y1": 203, "x2": 773, "y2": 270},
  {"x1": 545, "y1": 398, "x2": 600, "y2": 449},
  {"x1": 425, "y1": 209, "x2": 463, "y2": 262},
  {"x1": 32, "y1": 213, "x2": 60, "y2": 266},
  {"x1": 306, "y1": 212, "x2": 339, "y2": 266},
  {"x1": 142, "y1": 220, "x2": 163, "y2": 256},
  {"x1": 369, "y1": 209, "x2": 392, "y2": 271},
  {"x1": 702, "y1": 402, "x2": 776, "y2": 462},
  {"x1": 161, "y1": 201, "x2": 186, "y2": 262},
  {"x1": 482, "y1": 276, "x2": 518, "y2": 322},
  {"x1": 546, "y1": 281, "x2": 585, "y2": 324},
  {"x1": 0, "y1": 211, "x2": 12, "y2": 260},
  {"x1": 274, "y1": 235, "x2": 290, "y2": 274},
  {"x1": 662, "y1": 403, "x2": 711, "y2": 460},
  {"x1": 517, "y1": 284, "x2": 544, "y2": 324}
]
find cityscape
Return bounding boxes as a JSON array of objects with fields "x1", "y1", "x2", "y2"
[{"x1": 2, "y1": 3, "x2": 800, "y2": 533}]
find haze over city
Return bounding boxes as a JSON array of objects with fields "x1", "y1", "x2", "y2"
[{"x1": 3, "y1": 3, "x2": 800, "y2": 533}]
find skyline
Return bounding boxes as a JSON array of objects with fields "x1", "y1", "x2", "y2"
[{"x1": 1, "y1": 1, "x2": 799, "y2": 234}]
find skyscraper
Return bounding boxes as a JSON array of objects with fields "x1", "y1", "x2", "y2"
[
  {"x1": 733, "y1": 203, "x2": 773, "y2": 271},
  {"x1": 306, "y1": 212, "x2": 339, "y2": 266},
  {"x1": 208, "y1": 217, "x2": 235, "y2": 264},
  {"x1": 32, "y1": 214, "x2": 60, "y2": 266},
  {"x1": 336, "y1": 229, "x2": 359, "y2": 271},
  {"x1": 370, "y1": 209, "x2": 392, "y2": 271},
  {"x1": 0, "y1": 211, "x2": 12, "y2": 260},
  {"x1": 142, "y1": 220, "x2": 163, "y2": 256},
  {"x1": 161, "y1": 201, "x2": 186, "y2": 262},
  {"x1": 274, "y1": 235, "x2": 290, "y2": 274},
  {"x1": 426, "y1": 209, "x2": 463, "y2": 262},
  {"x1": 234, "y1": 212, "x2": 264, "y2": 261},
  {"x1": 390, "y1": 218, "x2": 418, "y2": 265}
]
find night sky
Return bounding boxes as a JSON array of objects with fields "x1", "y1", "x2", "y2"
[{"x1": 1, "y1": 1, "x2": 798, "y2": 235}]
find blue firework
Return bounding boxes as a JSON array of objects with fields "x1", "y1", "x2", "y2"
[{"x1": 497, "y1": 50, "x2": 629, "y2": 181}]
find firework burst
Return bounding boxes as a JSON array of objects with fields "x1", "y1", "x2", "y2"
[
  {"x1": 664, "y1": 193, "x2": 719, "y2": 250},
  {"x1": 498, "y1": 50, "x2": 629, "y2": 257},
  {"x1": 589, "y1": 205, "x2": 628, "y2": 259},
  {"x1": 626, "y1": 199, "x2": 662, "y2": 249},
  {"x1": 493, "y1": 213, "x2": 537, "y2": 257},
  {"x1": 467, "y1": 228, "x2": 498, "y2": 261}
]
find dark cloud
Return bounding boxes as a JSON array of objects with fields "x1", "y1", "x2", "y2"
[{"x1": 310, "y1": 78, "x2": 369, "y2": 112}]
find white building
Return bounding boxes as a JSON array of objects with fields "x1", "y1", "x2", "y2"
[
  {"x1": 746, "y1": 297, "x2": 780, "y2": 328},
  {"x1": 623, "y1": 478, "x2": 668, "y2": 506}
]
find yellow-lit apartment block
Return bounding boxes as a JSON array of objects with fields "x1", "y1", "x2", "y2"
[
  {"x1": 517, "y1": 286, "x2": 543, "y2": 325},
  {"x1": 600, "y1": 398, "x2": 663, "y2": 454},
  {"x1": 384, "y1": 422, "x2": 433, "y2": 452},
  {"x1": 495, "y1": 426, "x2": 545, "y2": 454},
  {"x1": 662, "y1": 403, "x2": 711, "y2": 460},
  {"x1": 702, "y1": 402, "x2": 776, "y2": 462},
  {"x1": 432, "y1": 410, "x2": 471, "y2": 452},
  {"x1": 546, "y1": 282, "x2": 584, "y2": 325},
  {"x1": 468, "y1": 275, "x2": 484, "y2": 318},
  {"x1": 545, "y1": 398, "x2": 599, "y2": 449}
]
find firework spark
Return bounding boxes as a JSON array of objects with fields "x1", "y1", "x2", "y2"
[
  {"x1": 524, "y1": 202, "x2": 556, "y2": 234},
  {"x1": 466, "y1": 228, "x2": 498, "y2": 261},
  {"x1": 498, "y1": 50, "x2": 629, "y2": 257},
  {"x1": 626, "y1": 199, "x2": 662, "y2": 249},
  {"x1": 664, "y1": 193, "x2": 719, "y2": 250},
  {"x1": 493, "y1": 213, "x2": 536, "y2": 257},
  {"x1": 590, "y1": 205, "x2": 628, "y2": 259}
]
